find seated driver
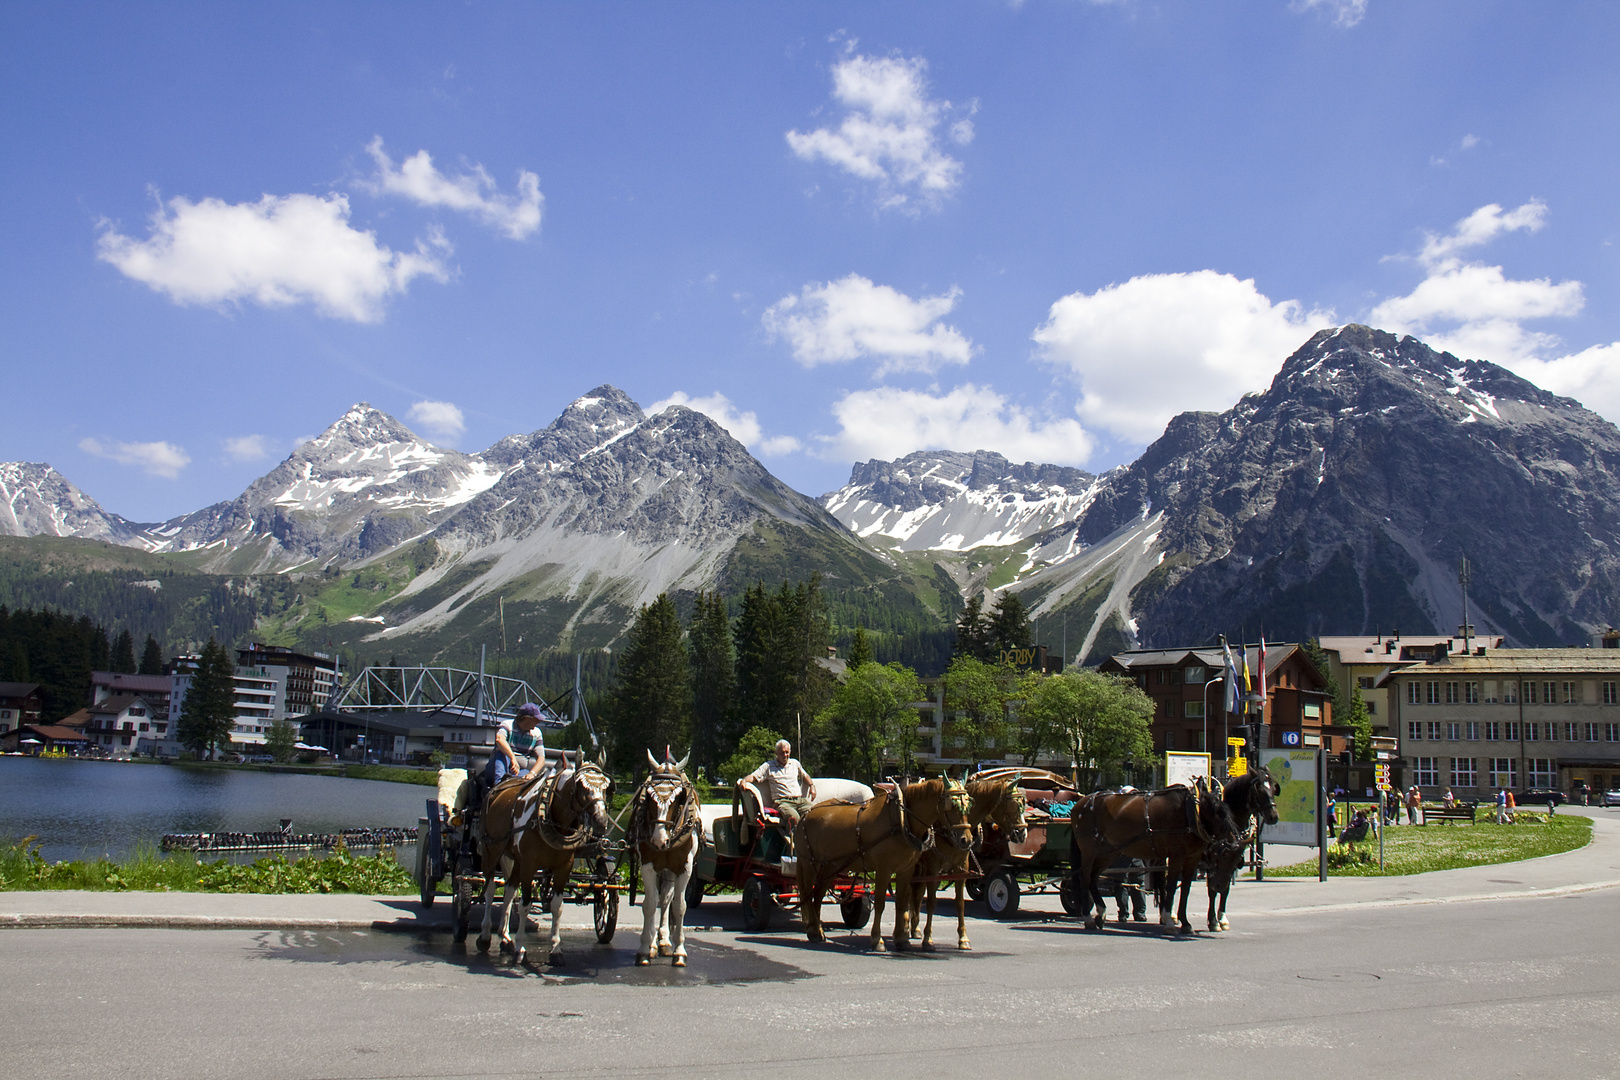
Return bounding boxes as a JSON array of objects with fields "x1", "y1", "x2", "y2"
[
  {"x1": 482, "y1": 702, "x2": 547, "y2": 796},
  {"x1": 744, "y1": 739, "x2": 817, "y2": 834}
]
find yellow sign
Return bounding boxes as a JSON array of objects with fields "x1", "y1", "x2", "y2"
[
  {"x1": 1227, "y1": 755, "x2": 1248, "y2": 777},
  {"x1": 1227, "y1": 737, "x2": 1246, "y2": 748},
  {"x1": 1375, "y1": 763, "x2": 1391, "y2": 791}
]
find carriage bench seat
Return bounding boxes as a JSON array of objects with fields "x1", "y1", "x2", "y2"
[{"x1": 1421, "y1": 803, "x2": 1478, "y2": 825}]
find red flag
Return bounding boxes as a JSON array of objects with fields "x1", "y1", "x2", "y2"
[{"x1": 1257, "y1": 638, "x2": 1267, "y2": 708}]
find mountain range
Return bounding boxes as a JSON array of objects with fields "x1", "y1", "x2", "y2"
[{"x1": 4, "y1": 324, "x2": 1618, "y2": 664}]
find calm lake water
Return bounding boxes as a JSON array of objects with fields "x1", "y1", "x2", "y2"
[{"x1": 0, "y1": 757, "x2": 432, "y2": 863}]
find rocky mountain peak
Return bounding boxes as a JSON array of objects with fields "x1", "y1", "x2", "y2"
[{"x1": 0, "y1": 461, "x2": 144, "y2": 543}]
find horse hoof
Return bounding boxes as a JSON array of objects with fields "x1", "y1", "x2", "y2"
[
  {"x1": 657, "y1": 944, "x2": 672, "y2": 957},
  {"x1": 476, "y1": 936, "x2": 491, "y2": 952},
  {"x1": 546, "y1": 952, "x2": 563, "y2": 967},
  {"x1": 1218, "y1": 917, "x2": 1230, "y2": 931},
  {"x1": 871, "y1": 939, "x2": 887, "y2": 953},
  {"x1": 513, "y1": 947, "x2": 526, "y2": 965},
  {"x1": 958, "y1": 940, "x2": 972, "y2": 951},
  {"x1": 672, "y1": 954, "x2": 687, "y2": 968},
  {"x1": 635, "y1": 954, "x2": 650, "y2": 966}
]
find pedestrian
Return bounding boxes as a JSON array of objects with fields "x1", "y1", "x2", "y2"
[
  {"x1": 1505, "y1": 788, "x2": 1517, "y2": 823},
  {"x1": 1326, "y1": 793, "x2": 1338, "y2": 838},
  {"x1": 1494, "y1": 788, "x2": 1509, "y2": 824},
  {"x1": 1405, "y1": 785, "x2": 1421, "y2": 825},
  {"x1": 1548, "y1": 790, "x2": 1560, "y2": 817}
]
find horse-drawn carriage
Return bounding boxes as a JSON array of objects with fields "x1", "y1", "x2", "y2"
[
  {"x1": 415, "y1": 749, "x2": 625, "y2": 952},
  {"x1": 688, "y1": 776, "x2": 876, "y2": 932},
  {"x1": 965, "y1": 767, "x2": 1085, "y2": 918}
]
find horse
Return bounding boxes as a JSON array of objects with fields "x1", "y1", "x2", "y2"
[
  {"x1": 1201, "y1": 768, "x2": 1280, "y2": 932},
  {"x1": 627, "y1": 750, "x2": 701, "y2": 967},
  {"x1": 475, "y1": 754, "x2": 614, "y2": 965},
  {"x1": 796, "y1": 777, "x2": 973, "y2": 952},
  {"x1": 1068, "y1": 777, "x2": 1239, "y2": 935},
  {"x1": 907, "y1": 775, "x2": 1028, "y2": 950}
]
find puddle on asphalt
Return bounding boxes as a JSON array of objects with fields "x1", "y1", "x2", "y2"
[{"x1": 250, "y1": 929, "x2": 813, "y2": 986}]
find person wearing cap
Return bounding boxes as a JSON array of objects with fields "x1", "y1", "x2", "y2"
[{"x1": 484, "y1": 702, "x2": 547, "y2": 791}]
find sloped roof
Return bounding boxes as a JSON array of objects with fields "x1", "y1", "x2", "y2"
[
  {"x1": 89, "y1": 693, "x2": 154, "y2": 715},
  {"x1": 0, "y1": 682, "x2": 42, "y2": 698}
]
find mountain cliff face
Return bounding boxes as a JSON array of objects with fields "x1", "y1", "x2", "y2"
[
  {"x1": 0, "y1": 462, "x2": 146, "y2": 544},
  {"x1": 822, "y1": 450, "x2": 1099, "y2": 551},
  {"x1": 1032, "y1": 324, "x2": 1620, "y2": 649},
  {"x1": 143, "y1": 404, "x2": 504, "y2": 572}
]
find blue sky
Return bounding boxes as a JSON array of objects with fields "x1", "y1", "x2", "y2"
[{"x1": 4, "y1": 1, "x2": 1619, "y2": 522}]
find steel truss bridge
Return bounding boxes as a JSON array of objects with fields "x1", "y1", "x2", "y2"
[{"x1": 330, "y1": 666, "x2": 564, "y2": 726}]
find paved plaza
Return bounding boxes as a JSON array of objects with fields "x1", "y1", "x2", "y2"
[{"x1": 4, "y1": 810, "x2": 1619, "y2": 1079}]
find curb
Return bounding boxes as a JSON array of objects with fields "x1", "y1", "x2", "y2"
[
  {"x1": 1239, "y1": 877, "x2": 1620, "y2": 917},
  {"x1": 0, "y1": 913, "x2": 447, "y2": 932}
]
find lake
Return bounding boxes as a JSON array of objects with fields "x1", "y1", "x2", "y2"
[{"x1": 0, "y1": 757, "x2": 432, "y2": 863}]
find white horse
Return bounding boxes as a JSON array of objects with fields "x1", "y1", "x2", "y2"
[{"x1": 630, "y1": 750, "x2": 700, "y2": 967}]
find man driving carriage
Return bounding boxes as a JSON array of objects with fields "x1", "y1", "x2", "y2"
[{"x1": 743, "y1": 740, "x2": 817, "y2": 841}]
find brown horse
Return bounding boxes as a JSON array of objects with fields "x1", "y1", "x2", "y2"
[
  {"x1": 627, "y1": 750, "x2": 701, "y2": 967},
  {"x1": 908, "y1": 776, "x2": 1028, "y2": 950},
  {"x1": 476, "y1": 757, "x2": 614, "y2": 965},
  {"x1": 796, "y1": 777, "x2": 972, "y2": 951},
  {"x1": 1201, "y1": 768, "x2": 1280, "y2": 932},
  {"x1": 1068, "y1": 778, "x2": 1238, "y2": 935}
]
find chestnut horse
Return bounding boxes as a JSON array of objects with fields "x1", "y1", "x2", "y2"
[
  {"x1": 1068, "y1": 778, "x2": 1238, "y2": 935},
  {"x1": 476, "y1": 757, "x2": 614, "y2": 965},
  {"x1": 797, "y1": 778, "x2": 972, "y2": 951},
  {"x1": 1201, "y1": 768, "x2": 1280, "y2": 932},
  {"x1": 627, "y1": 750, "x2": 701, "y2": 967},
  {"x1": 908, "y1": 776, "x2": 1028, "y2": 950}
]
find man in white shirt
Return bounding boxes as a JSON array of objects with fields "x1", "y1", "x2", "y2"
[{"x1": 745, "y1": 740, "x2": 817, "y2": 831}]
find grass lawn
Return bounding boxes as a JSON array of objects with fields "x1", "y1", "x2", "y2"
[
  {"x1": 0, "y1": 838, "x2": 415, "y2": 894},
  {"x1": 1267, "y1": 812, "x2": 1592, "y2": 876}
]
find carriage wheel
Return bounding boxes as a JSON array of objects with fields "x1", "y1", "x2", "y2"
[
  {"x1": 684, "y1": 875, "x2": 705, "y2": 909},
  {"x1": 966, "y1": 878, "x2": 986, "y2": 902},
  {"x1": 594, "y1": 888, "x2": 619, "y2": 943},
  {"x1": 839, "y1": 894, "x2": 873, "y2": 930},
  {"x1": 984, "y1": 870, "x2": 1020, "y2": 918},
  {"x1": 452, "y1": 857, "x2": 476, "y2": 943},
  {"x1": 741, "y1": 877, "x2": 774, "y2": 932},
  {"x1": 415, "y1": 821, "x2": 436, "y2": 909},
  {"x1": 1058, "y1": 875, "x2": 1084, "y2": 916}
]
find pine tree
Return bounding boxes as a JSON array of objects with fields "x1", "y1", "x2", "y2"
[
  {"x1": 846, "y1": 626, "x2": 874, "y2": 670},
  {"x1": 138, "y1": 635, "x2": 165, "y2": 676},
  {"x1": 687, "y1": 591, "x2": 736, "y2": 771},
  {"x1": 178, "y1": 638, "x2": 238, "y2": 760},
  {"x1": 953, "y1": 595, "x2": 991, "y2": 661},
  {"x1": 989, "y1": 592, "x2": 1030, "y2": 653},
  {"x1": 609, "y1": 594, "x2": 691, "y2": 772},
  {"x1": 111, "y1": 629, "x2": 137, "y2": 674}
]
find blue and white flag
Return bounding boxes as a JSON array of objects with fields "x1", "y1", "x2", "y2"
[{"x1": 1221, "y1": 637, "x2": 1241, "y2": 714}]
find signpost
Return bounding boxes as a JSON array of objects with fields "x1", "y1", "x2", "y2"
[
  {"x1": 1164, "y1": 751, "x2": 1212, "y2": 788},
  {"x1": 1226, "y1": 737, "x2": 1247, "y2": 777}
]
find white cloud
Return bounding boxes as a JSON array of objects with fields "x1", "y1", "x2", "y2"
[
  {"x1": 365, "y1": 137, "x2": 543, "y2": 240},
  {"x1": 1368, "y1": 200, "x2": 1582, "y2": 365},
  {"x1": 223, "y1": 435, "x2": 273, "y2": 463},
  {"x1": 786, "y1": 51, "x2": 971, "y2": 211},
  {"x1": 79, "y1": 437, "x2": 190, "y2": 478},
  {"x1": 1292, "y1": 0, "x2": 1367, "y2": 29},
  {"x1": 1033, "y1": 270, "x2": 1334, "y2": 443},
  {"x1": 763, "y1": 274, "x2": 973, "y2": 376},
  {"x1": 98, "y1": 192, "x2": 448, "y2": 323},
  {"x1": 1514, "y1": 342, "x2": 1620, "y2": 421},
  {"x1": 821, "y1": 384, "x2": 1093, "y2": 465},
  {"x1": 650, "y1": 391, "x2": 802, "y2": 456},
  {"x1": 406, "y1": 400, "x2": 466, "y2": 442},
  {"x1": 1461, "y1": 133, "x2": 1481, "y2": 150}
]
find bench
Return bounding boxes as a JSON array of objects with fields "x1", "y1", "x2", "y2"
[{"x1": 1421, "y1": 802, "x2": 1478, "y2": 824}]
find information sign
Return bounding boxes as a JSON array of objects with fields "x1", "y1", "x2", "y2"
[
  {"x1": 1257, "y1": 749, "x2": 1319, "y2": 847},
  {"x1": 1165, "y1": 751, "x2": 1212, "y2": 787}
]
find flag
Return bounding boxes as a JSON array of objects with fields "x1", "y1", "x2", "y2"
[
  {"x1": 1257, "y1": 637, "x2": 1268, "y2": 709},
  {"x1": 1221, "y1": 637, "x2": 1240, "y2": 714},
  {"x1": 1239, "y1": 643, "x2": 1253, "y2": 712}
]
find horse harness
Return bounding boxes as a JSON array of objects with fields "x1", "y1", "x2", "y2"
[
  {"x1": 1081, "y1": 776, "x2": 1224, "y2": 864},
  {"x1": 799, "y1": 779, "x2": 971, "y2": 880},
  {"x1": 627, "y1": 770, "x2": 700, "y2": 853}
]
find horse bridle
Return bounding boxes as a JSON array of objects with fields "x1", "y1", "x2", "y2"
[{"x1": 631, "y1": 771, "x2": 698, "y2": 852}]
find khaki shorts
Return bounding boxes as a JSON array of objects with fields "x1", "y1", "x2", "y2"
[{"x1": 773, "y1": 796, "x2": 812, "y2": 828}]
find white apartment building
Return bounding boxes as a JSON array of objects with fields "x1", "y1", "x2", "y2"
[{"x1": 1382, "y1": 647, "x2": 1620, "y2": 798}]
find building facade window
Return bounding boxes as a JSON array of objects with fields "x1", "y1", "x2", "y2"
[
  {"x1": 1466, "y1": 721, "x2": 1480, "y2": 741},
  {"x1": 1501, "y1": 682, "x2": 1516, "y2": 704},
  {"x1": 1608, "y1": 724, "x2": 1620, "y2": 743},
  {"x1": 1184, "y1": 701, "x2": 1204, "y2": 718},
  {"x1": 1526, "y1": 723, "x2": 1539, "y2": 742},
  {"x1": 1408, "y1": 721, "x2": 1422, "y2": 741},
  {"x1": 1564, "y1": 722, "x2": 1577, "y2": 742},
  {"x1": 1563, "y1": 681, "x2": 1579, "y2": 704},
  {"x1": 1426, "y1": 681, "x2": 1441, "y2": 705},
  {"x1": 1586, "y1": 723, "x2": 1600, "y2": 742},
  {"x1": 1164, "y1": 731, "x2": 1176, "y2": 750},
  {"x1": 1367, "y1": 701, "x2": 1377, "y2": 715},
  {"x1": 1527, "y1": 759, "x2": 1554, "y2": 787},
  {"x1": 1445, "y1": 682, "x2": 1460, "y2": 704},
  {"x1": 1414, "y1": 757, "x2": 1440, "y2": 786},
  {"x1": 1358, "y1": 676, "x2": 1375, "y2": 689},
  {"x1": 1604, "y1": 681, "x2": 1619, "y2": 705},
  {"x1": 1446, "y1": 722, "x2": 1461, "y2": 741},
  {"x1": 1451, "y1": 757, "x2": 1477, "y2": 787},
  {"x1": 1489, "y1": 758, "x2": 1517, "y2": 788},
  {"x1": 1523, "y1": 682, "x2": 1538, "y2": 705},
  {"x1": 1485, "y1": 722, "x2": 1500, "y2": 741},
  {"x1": 1407, "y1": 682, "x2": 1421, "y2": 705},
  {"x1": 1426, "y1": 721, "x2": 1442, "y2": 740},
  {"x1": 1504, "y1": 721, "x2": 1520, "y2": 741},
  {"x1": 1465, "y1": 682, "x2": 1479, "y2": 704},
  {"x1": 1184, "y1": 666, "x2": 1208, "y2": 685}
]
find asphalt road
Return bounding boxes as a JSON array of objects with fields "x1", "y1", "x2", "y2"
[{"x1": 6, "y1": 884, "x2": 1619, "y2": 1080}]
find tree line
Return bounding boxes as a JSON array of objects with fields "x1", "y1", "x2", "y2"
[{"x1": 0, "y1": 607, "x2": 164, "y2": 722}]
